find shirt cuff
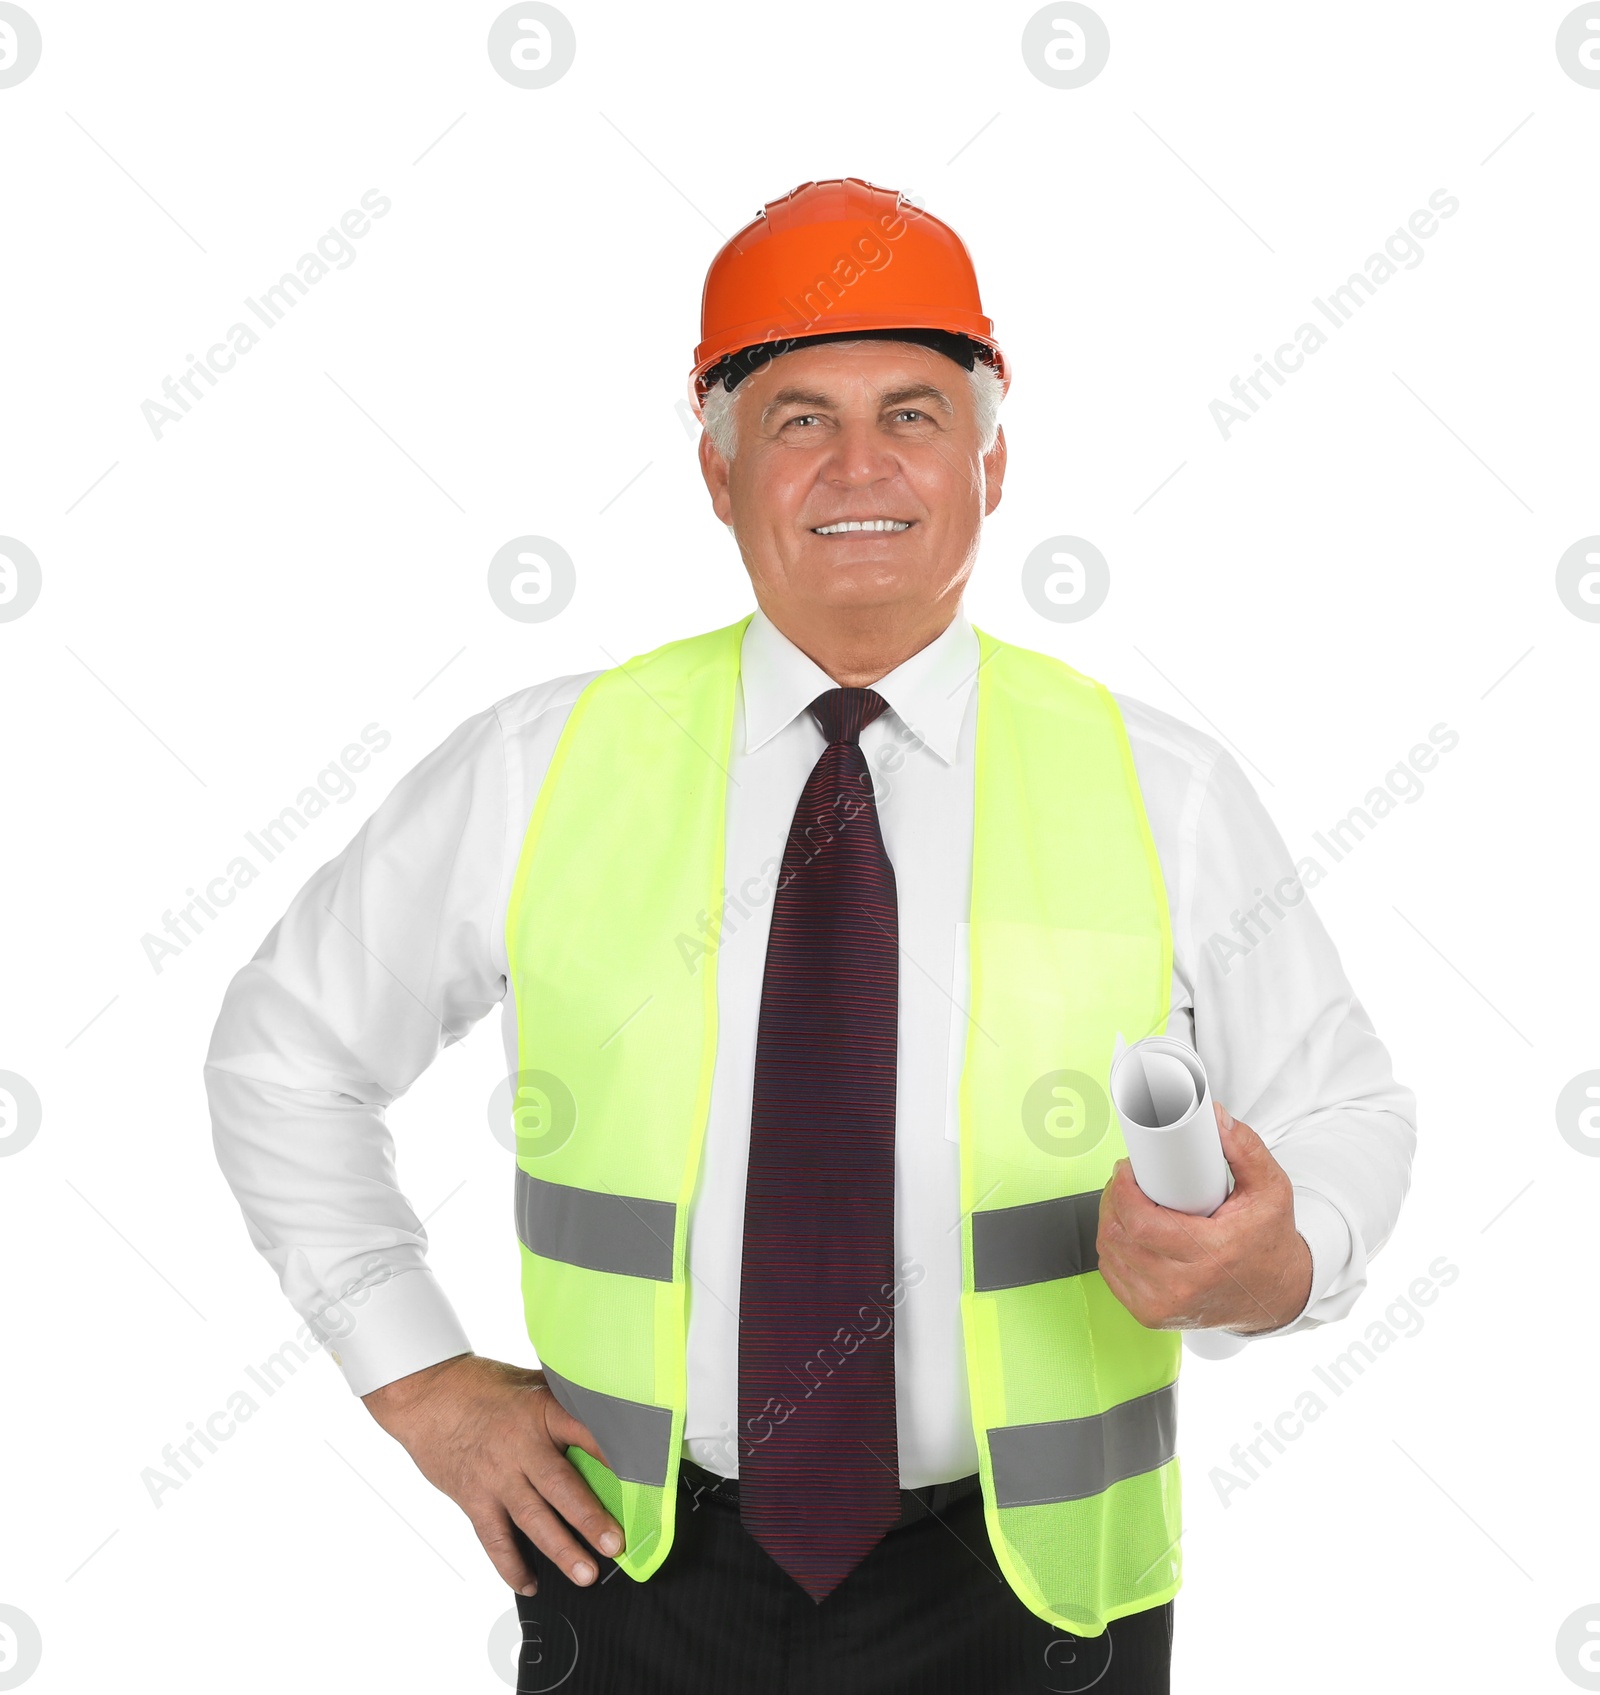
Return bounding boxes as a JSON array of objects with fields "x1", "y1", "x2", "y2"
[
  {"x1": 1289, "y1": 1186, "x2": 1355, "y2": 1314},
  {"x1": 323, "y1": 1266, "x2": 474, "y2": 1398}
]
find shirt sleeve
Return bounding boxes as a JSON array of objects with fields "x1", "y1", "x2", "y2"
[
  {"x1": 203, "y1": 704, "x2": 512, "y2": 1397},
  {"x1": 1183, "y1": 748, "x2": 1418, "y2": 1341}
]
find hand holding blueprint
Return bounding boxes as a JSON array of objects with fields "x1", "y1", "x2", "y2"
[{"x1": 1109, "y1": 1033, "x2": 1247, "y2": 1359}]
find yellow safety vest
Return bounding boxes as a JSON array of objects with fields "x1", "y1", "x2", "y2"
[{"x1": 504, "y1": 611, "x2": 1181, "y2": 1635}]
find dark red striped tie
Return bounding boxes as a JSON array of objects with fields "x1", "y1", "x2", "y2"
[{"x1": 737, "y1": 685, "x2": 902, "y2": 1603}]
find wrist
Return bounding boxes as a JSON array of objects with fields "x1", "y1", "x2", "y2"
[
  {"x1": 1225, "y1": 1232, "x2": 1314, "y2": 1335},
  {"x1": 362, "y1": 1350, "x2": 475, "y2": 1425}
]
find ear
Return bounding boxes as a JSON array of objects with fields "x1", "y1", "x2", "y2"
[
  {"x1": 982, "y1": 423, "x2": 1007, "y2": 518},
  {"x1": 698, "y1": 427, "x2": 734, "y2": 526}
]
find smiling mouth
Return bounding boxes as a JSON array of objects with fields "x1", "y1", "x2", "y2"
[{"x1": 811, "y1": 519, "x2": 914, "y2": 535}]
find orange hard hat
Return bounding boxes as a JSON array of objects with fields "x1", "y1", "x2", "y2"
[{"x1": 689, "y1": 177, "x2": 1009, "y2": 416}]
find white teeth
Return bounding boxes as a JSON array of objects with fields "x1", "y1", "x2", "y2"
[{"x1": 813, "y1": 519, "x2": 912, "y2": 534}]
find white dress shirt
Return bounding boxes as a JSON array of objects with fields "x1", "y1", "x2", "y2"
[{"x1": 204, "y1": 603, "x2": 1416, "y2": 1488}]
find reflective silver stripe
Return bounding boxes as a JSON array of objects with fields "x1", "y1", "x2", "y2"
[
  {"x1": 515, "y1": 1169, "x2": 676, "y2": 1281},
  {"x1": 541, "y1": 1366, "x2": 674, "y2": 1489},
  {"x1": 971, "y1": 1191, "x2": 1101, "y2": 1291},
  {"x1": 987, "y1": 1381, "x2": 1177, "y2": 1508}
]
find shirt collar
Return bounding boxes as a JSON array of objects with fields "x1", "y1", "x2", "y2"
[{"x1": 739, "y1": 602, "x2": 979, "y2": 765}]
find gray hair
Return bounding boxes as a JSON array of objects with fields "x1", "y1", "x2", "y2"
[{"x1": 701, "y1": 352, "x2": 1004, "y2": 461}]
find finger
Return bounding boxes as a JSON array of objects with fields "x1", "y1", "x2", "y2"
[
  {"x1": 1106, "y1": 1226, "x2": 1204, "y2": 1289},
  {"x1": 524, "y1": 1431, "x2": 625, "y2": 1563},
  {"x1": 1097, "y1": 1167, "x2": 1149, "y2": 1260},
  {"x1": 470, "y1": 1502, "x2": 541, "y2": 1596},
  {"x1": 1099, "y1": 1162, "x2": 1156, "y2": 1246},
  {"x1": 1108, "y1": 1226, "x2": 1214, "y2": 1322},
  {"x1": 1097, "y1": 1249, "x2": 1180, "y2": 1328},
  {"x1": 1096, "y1": 1252, "x2": 1131, "y2": 1315},
  {"x1": 503, "y1": 1478, "x2": 612, "y2": 1589},
  {"x1": 536, "y1": 1387, "x2": 611, "y2": 1470},
  {"x1": 1100, "y1": 1159, "x2": 1157, "y2": 1233},
  {"x1": 1097, "y1": 1163, "x2": 1128, "y2": 1237},
  {"x1": 1098, "y1": 1207, "x2": 1182, "y2": 1301},
  {"x1": 1109, "y1": 1156, "x2": 1147, "y2": 1199},
  {"x1": 1111, "y1": 1172, "x2": 1213, "y2": 1262}
]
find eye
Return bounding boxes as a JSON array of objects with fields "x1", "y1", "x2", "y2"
[
  {"x1": 782, "y1": 413, "x2": 823, "y2": 429},
  {"x1": 892, "y1": 408, "x2": 931, "y2": 424}
]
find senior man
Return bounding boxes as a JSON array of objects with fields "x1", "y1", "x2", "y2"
[{"x1": 205, "y1": 178, "x2": 1415, "y2": 1695}]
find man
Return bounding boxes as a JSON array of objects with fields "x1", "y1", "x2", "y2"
[{"x1": 205, "y1": 178, "x2": 1415, "y2": 1694}]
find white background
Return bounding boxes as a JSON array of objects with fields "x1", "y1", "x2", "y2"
[{"x1": 2, "y1": 2, "x2": 1597, "y2": 1690}]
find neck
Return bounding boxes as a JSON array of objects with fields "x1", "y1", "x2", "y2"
[{"x1": 758, "y1": 590, "x2": 963, "y2": 688}]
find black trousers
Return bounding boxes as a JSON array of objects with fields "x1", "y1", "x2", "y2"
[{"x1": 515, "y1": 1460, "x2": 1172, "y2": 1694}]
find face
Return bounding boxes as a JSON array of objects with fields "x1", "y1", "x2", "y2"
[{"x1": 698, "y1": 339, "x2": 1006, "y2": 624}]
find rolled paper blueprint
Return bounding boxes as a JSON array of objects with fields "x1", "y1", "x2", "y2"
[{"x1": 1109, "y1": 1033, "x2": 1230, "y2": 1217}]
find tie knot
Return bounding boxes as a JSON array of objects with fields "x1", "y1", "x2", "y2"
[{"x1": 808, "y1": 687, "x2": 889, "y2": 747}]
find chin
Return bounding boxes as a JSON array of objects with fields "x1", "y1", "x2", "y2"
[{"x1": 800, "y1": 567, "x2": 928, "y2": 606}]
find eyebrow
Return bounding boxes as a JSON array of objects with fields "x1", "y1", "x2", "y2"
[{"x1": 761, "y1": 381, "x2": 956, "y2": 425}]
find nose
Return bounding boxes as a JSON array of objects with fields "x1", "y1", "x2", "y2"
[{"x1": 820, "y1": 414, "x2": 900, "y2": 489}]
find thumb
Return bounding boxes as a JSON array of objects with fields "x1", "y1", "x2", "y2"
[
  {"x1": 1214, "y1": 1101, "x2": 1275, "y2": 1188},
  {"x1": 533, "y1": 1380, "x2": 610, "y2": 1469}
]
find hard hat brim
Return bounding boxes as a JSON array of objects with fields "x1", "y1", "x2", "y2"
[{"x1": 689, "y1": 315, "x2": 1008, "y2": 416}]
